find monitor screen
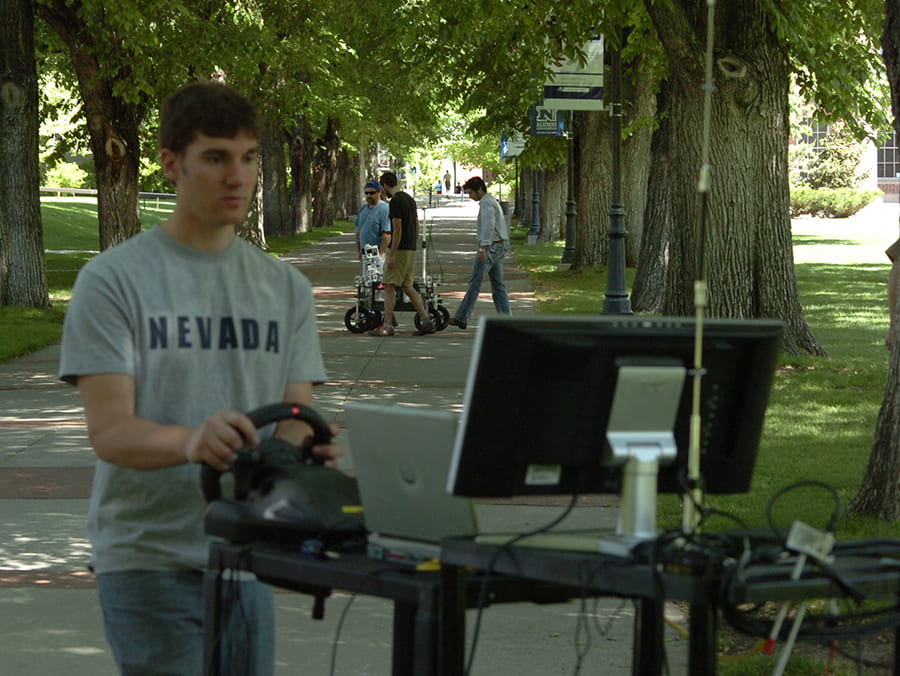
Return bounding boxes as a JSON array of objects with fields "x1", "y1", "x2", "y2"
[{"x1": 447, "y1": 315, "x2": 784, "y2": 499}]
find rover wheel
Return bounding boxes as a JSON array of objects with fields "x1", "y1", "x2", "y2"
[
  {"x1": 415, "y1": 307, "x2": 446, "y2": 331},
  {"x1": 344, "y1": 308, "x2": 370, "y2": 334},
  {"x1": 366, "y1": 310, "x2": 382, "y2": 331},
  {"x1": 435, "y1": 305, "x2": 450, "y2": 331}
]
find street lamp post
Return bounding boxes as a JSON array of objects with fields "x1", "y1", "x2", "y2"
[
  {"x1": 513, "y1": 157, "x2": 519, "y2": 217},
  {"x1": 561, "y1": 110, "x2": 577, "y2": 266},
  {"x1": 527, "y1": 169, "x2": 541, "y2": 245},
  {"x1": 602, "y1": 35, "x2": 632, "y2": 315}
]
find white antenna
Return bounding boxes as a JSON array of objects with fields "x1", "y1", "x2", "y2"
[{"x1": 682, "y1": 0, "x2": 717, "y2": 533}]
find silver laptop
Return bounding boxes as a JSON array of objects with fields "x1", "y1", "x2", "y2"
[{"x1": 344, "y1": 402, "x2": 479, "y2": 564}]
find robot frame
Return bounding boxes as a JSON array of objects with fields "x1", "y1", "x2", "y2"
[{"x1": 344, "y1": 210, "x2": 450, "y2": 333}]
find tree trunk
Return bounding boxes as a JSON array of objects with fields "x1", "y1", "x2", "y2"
[
  {"x1": 571, "y1": 54, "x2": 655, "y2": 271},
  {"x1": 0, "y1": 0, "x2": 49, "y2": 308},
  {"x1": 846, "y1": 0, "x2": 900, "y2": 520},
  {"x1": 647, "y1": 0, "x2": 825, "y2": 357},
  {"x1": 334, "y1": 146, "x2": 358, "y2": 222},
  {"x1": 261, "y1": 116, "x2": 291, "y2": 237},
  {"x1": 312, "y1": 117, "x2": 340, "y2": 230},
  {"x1": 622, "y1": 60, "x2": 656, "y2": 266},
  {"x1": 632, "y1": 80, "x2": 673, "y2": 314},
  {"x1": 91, "y1": 95, "x2": 142, "y2": 251},
  {"x1": 363, "y1": 141, "x2": 380, "y2": 182},
  {"x1": 538, "y1": 161, "x2": 566, "y2": 243},
  {"x1": 37, "y1": 0, "x2": 142, "y2": 251},
  {"x1": 572, "y1": 110, "x2": 610, "y2": 268},
  {"x1": 237, "y1": 163, "x2": 266, "y2": 249},
  {"x1": 847, "y1": 333, "x2": 900, "y2": 519},
  {"x1": 290, "y1": 118, "x2": 313, "y2": 234}
]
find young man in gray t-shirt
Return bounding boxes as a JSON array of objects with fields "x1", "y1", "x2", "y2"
[{"x1": 59, "y1": 81, "x2": 340, "y2": 675}]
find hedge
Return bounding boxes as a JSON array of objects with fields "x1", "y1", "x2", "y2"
[{"x1": 789, "y1": 186, "x2": 883, "y2": 218}]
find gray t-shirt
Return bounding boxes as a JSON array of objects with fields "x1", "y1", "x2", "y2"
[{"x1": 59, "y1": 225, "x2": 327, "y2": 573}]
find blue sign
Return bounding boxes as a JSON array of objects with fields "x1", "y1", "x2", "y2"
[
  {"x1": 501, "y1": 133, "x2": 526, "y2": 158},
  {"x1": 529, "y1": 106, "x2": 564, "y2": 136}
]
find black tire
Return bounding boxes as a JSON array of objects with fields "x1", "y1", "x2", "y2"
[
  {"x1": 435, "y1": 305, "x2": 450, "y2": 331},
  {"x1": 366, "y1": 310, "x2": 382, "y2": 331},
  {"x1": 414, "y1": 306, "x2": 445, "y2": 331},
  {"x1": 344, "y1": 308, "x2": 369, "y2": 333}
]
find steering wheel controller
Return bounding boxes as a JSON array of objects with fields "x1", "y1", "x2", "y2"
[{"x1": 201, "y1": 402, "x2": 332, "y2": 502}]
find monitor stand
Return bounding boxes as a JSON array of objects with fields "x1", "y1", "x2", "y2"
[
  {"x1": 589, "y1": 453, "x2": 668, "y2": 558},
  {"x1": 473, "y1": 364, "x2": 686, "y2": 559},
  {"x1": 596, "y1": 363, "x2": 686, "y2": 557}
]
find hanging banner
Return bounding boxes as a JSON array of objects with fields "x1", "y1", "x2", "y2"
[
  {"x1": 529, "y1": 106, "x2": 565, "y2": 136},
  {"x1": 501, "y1": 133, "x2": 526, "y2": 158},
  {"x1": 543, "y1": 36, "x2": 604, "y2": 111}
]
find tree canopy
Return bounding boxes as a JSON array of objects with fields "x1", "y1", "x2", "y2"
[{"x1": 1, "y1": 0, "x2": 893, "y2": 332}]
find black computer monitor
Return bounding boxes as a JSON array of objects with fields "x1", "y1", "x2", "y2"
[{"x1": 446, "y1": 315, "x2": 783, "y2": 539}]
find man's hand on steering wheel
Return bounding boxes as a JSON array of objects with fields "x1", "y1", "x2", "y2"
[
  {"x1": 302, "y1": 421, "x2": 344, "y2": 467},
  {"x1": 184, "y1": 410, "x2": 259, "y2": 471},
  {"x1": 200, "y1": 403, "x2": 343, "y2": 503}
]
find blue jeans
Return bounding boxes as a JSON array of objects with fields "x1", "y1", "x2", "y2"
[
  {"x1": 455, "y1": 241, "x2": 511, "y2": 323},
  {"x1": 97, "y1": 569, "x2": 274, "y2": 676}
]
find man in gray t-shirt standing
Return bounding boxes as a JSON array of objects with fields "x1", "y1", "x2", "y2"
[{"x1": 58, "y1": 81, "x2": 340, "y2": 676}]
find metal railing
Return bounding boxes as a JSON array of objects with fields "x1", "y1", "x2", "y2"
[{"x1": 39, "y1": 187, "x2": 176, "y2": 210}]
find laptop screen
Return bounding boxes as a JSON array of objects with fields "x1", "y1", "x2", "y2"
[{"x1": 344, "y1": 402, "x2": 478, "y2": 543}]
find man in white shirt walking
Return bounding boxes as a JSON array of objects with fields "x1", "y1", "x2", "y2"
[{"x1": 449, "y1": 176, "x2": 511, "y2": 329}]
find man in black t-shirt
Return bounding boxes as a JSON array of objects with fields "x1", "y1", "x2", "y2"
[{"x1": 372, "y1": 172, "x2": 435, "y2": 336}]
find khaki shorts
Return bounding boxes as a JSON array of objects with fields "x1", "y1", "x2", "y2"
[{"x1": 383, "y1": 249, "x2": 416, "y2": 287}]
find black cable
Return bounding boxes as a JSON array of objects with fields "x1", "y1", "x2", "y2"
[
  {"x1": 718, "y1": 551, "x2": 900, "y2": 643},
  {"x1": 328, "y1": 566, "x2": 395, "y2": 676},
  {"x1": 205, "y1": 566, "x2": 230, "y2": 676},
  {"x1": 463, "y1": 492, "x2": 581, "y2": 676},
  {"x1": 206, "y1": 546, "x2": 254, "y2": 676},
  {"x1": 571, "y1": 558, "x2": 616, "y2": 674},
  {"x1": 833, "y1": 639, "x2": 893, "y2": 670},
  {"x1": 570, "y1": 557, "x2": 658, "y2": 676},
  {"x1": 227, "y1": 568, "x2": 255, "y2": 675},
  {"x1": 833, "y1": 538, "x2": 900, "y2": 557},
  {"x1": 572, "y1": 591, "x2": 593, "y2": 675},
  {"x1": 774, "y1": 608, "x2": 900, "y2": 642},
  {"x1": 765, "y1": 480, "x2": 842, "y2": 537}
]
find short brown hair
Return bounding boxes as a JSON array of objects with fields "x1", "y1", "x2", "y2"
[
  {"x1": 158, "y1": 80, "x2": 260, "y2": 154},
  {"x1": 463, "y1": 176, "x2": 486, "y2": 192},
  {"x1": 379, "y1": 171, "x2": 399, "y2": 189}
]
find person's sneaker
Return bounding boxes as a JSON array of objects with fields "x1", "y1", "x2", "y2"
[
  {"x1": 391, "y1": 317, "x2": 398, "y2": 327},
  {"x1": 449, "y1": 318, "x2": 467, "y2": 330},
  {"x1": 412, "y1": 321, "x2": 436, "y2": 336}
]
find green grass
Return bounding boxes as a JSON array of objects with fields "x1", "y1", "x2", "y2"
[
  {"x1": 692, "y1": 259, "x2": 896, "y2": 540},
  {"x1": 509, "y1": 227, "x2": 636, "y2": 312},
  {"x1": 0, "y1": 305, "x2": 68, "y2": 360},
  {"x1": 509, "y1": 222, "x2": 898, "y2": 674},
  {"x1": 40, "y1": 197, "x2": 175, "y2": 251},
  {"x1": 266, "y1": 222, "x2": 357, "y2": 256},
  {"x1": 0, "y1": 198, "x2": 353, "y2": 361},
  {"x1": 7, "y1": 204, "x2": 900, "y2": 542},
  {"x1": 508, "y1": 223, "x2": 900, "y2": 540},
  {"x1": 5, "y1": 203, "x2": 898, "y2": 674}
]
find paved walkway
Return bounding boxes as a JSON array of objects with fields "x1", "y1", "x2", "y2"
[{"x1": 0, "y1": 197, "x2": 687, "y2": 675}]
